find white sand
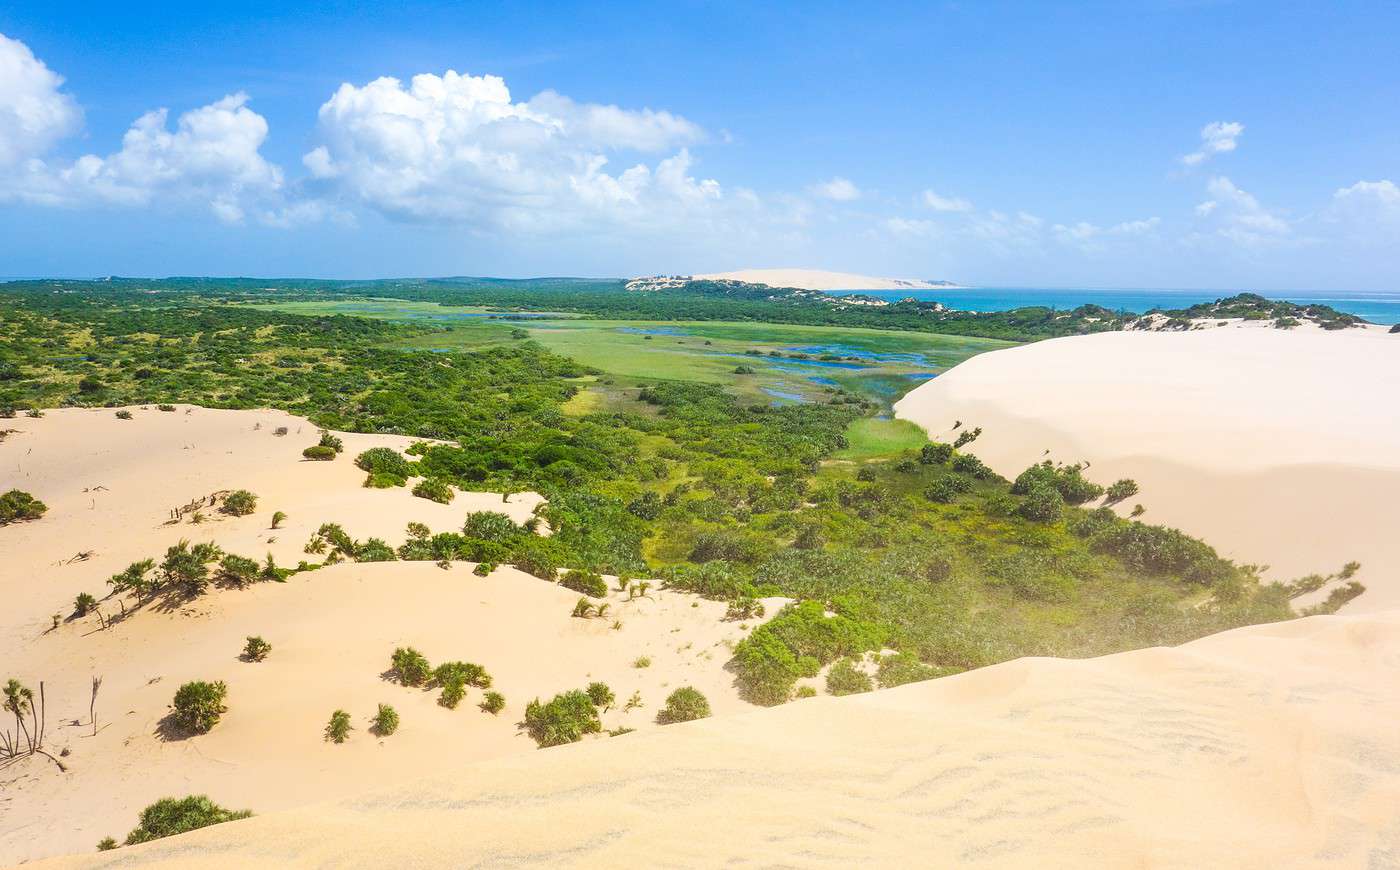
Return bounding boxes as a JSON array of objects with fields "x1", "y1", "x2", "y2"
[
  {"x1": 30, "y1": 608, "x2": 1400, "y2": 868},
  {"x1": 895, "y1": 324, "x2": 1400, "y2": 610},
  {"x1": 0, "y1": 407, "x2": 768, "y2": 864},
  {"x1": 693, "y1": 268, "x2": 955, "y2": 291}
]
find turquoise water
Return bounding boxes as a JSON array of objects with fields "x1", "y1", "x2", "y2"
[{"x1": 824, "y1": 288, "x2": 1400, "y2": 325}]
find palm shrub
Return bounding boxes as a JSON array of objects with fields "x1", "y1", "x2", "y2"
[
  {"x1": 438, "y1": 678, "x2": 466, "y2": 709},
  {"x1": 826, "y1": 658, "x2": 874, "y2": 696},
  {"x1": 390, "y1": 647, "x2": 432, "y2": 686},
  {"x1": 657, "y1": 686, "x2": 711, "y2": 724},
  {"x1": 73, "y1": 592, "x2": 97, "y2": 616},
  {"x1": 585, "y1": 681, "x2": 614, "y2": 709},
  {"x1": 317, "y1": 431, "x2": 344, "y2": 453},
  {"x1": 218, "y1": 554, "x2": 260, "y2": 585},
  {"x1": 242, "y1": 636, "x2": 271, "y2": 662},
  {"x1": 561, "y1": 569, "x2": 608, "y2": 598},
  {"x1": 171, "y1": 680, "x2": 227, "y2": 734},
  {"x1": 121, "y1": 795, "x2": 252, "y2": 845},
  {"x1": 354, "y1": 537, "x2": 397, "y2": 562},
  {"x1": 221, "y1": 490, "x2": 257, "y2": 516},
  {"x1": 523, "y1": 690, "x2": 602, "y2": 748},
  {"x1": 0, "y1": 489, "x2": 46, "y2": 524},
  {"x1": 325, "y1": 709, "x2": 352, "y2": 743},
  {"x1": 479, "y1": 691, "x2": 506, "y2": 714},
  {"x1": 434, "y1": 661, "x2": 491, "y2": 689},
  {"x1": 161, "y1": 540, "x2": 221, "y2": 595},
  {"x1": 108, "y1": 558, "x2": 156, "y2": 597},
  {"x1": 412, "y1": 477, "x2": 454, "y2": 504},
  {"x1": 370, "y1": 703, "x2": 399, "y2": 736},
  {"x1": 270, "y1": 510, "x2": 287, "y2": 529},
  {"x1": 1105, "y1": 478, "x2": 1140, "y2": 502}
]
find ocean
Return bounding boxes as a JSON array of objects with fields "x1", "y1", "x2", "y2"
[{"x1": 824, "y1": 288, "x2": 1400, "y2": 325}]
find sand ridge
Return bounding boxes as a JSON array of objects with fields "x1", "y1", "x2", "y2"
[
  {"x1": 895, "y1": 324, "x2": 1400, "y2": 610},
  {"x1": 28, "y1": 608, "x2": 1400, "y2": 868}
]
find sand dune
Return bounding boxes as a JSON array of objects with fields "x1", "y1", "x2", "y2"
[
  {"x1": 692, "y1": 268, "x2": 956, "y2": 291},
  {"x1": 31, "y1": 608, "x2": 1400, "y2": 868},
  {"x1": 0, "y1": 408, "x2": 767, "y2": 864},
  {"x1": 896, "y1": 324, "x2": 1400, "y2": 611}
]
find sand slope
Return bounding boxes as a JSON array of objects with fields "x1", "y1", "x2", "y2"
[
  {"x1": 895, "y1": 324, "x2": 1400, "y2": 611},
  {"x1": 0, "y1": 408, "x2": 767, "y2": 864},
  {"x1": 32, "y1": 608, "x2": 1400, "y2": 868},
  {"x1": 693, "y1": 268, "x2": 954, "y2": 291}
]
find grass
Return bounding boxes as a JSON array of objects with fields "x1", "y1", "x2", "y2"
[{"x1": 836, "y1": 418, "x2": 930, "y2": 460}]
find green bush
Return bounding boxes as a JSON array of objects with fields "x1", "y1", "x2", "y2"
[
  {"x1": 115, "y1": 409, "x2": 133, "y2": 420},
  {"x1": 371, "y1": 703, "x2": 399, "y2": 736},
  {"x1": 325, "y1": 709, "x2": 352, "y2": 743},
  {"x1": 438, "y1": 678, "x2": 466, "y2": 709},
  {"x1": 221, "y1": 490, "x2": 257, "y2": 517},
  {"x1": 219, "y1": 554, "x2": 260, "y2": 585},
  {"x1": 412, "y1": 477, "x2": 455, "y2": 504},
  {"x1": 171, "y1": 680, "x2": 227, "y2": 734},
  {"x1": 364, "y1": 471, "x2": 405, "y2": 488},
  {"x1": 725, "y1": 596, "x2": 765, "y2": 620},
  {"x1": 434, "y1": 660, "x2": 491, "y2": 689},
  {"x1": 354, "y1": 537, "x2": 397, "y2": 562},
  {"x1": 731, "y1": 601, "x2": 886, "y2": 705},
  {"x1": 924, "y1": 475, "x2": 972, "y2": 503},
  {"x1": 472, "y1": 561, "x2": 495, "y2": 576},
  {"x1": 390, "y1": 647, "x2": 433, "y2": 686},
  {"x1": 1017, "y1": 485, "x2": 1064, "y2": 522},
  {"x1": 157, "y1": 404, "x2": 177, "y2": 412},
  {"x1": 523, "y1": 690, "x2": 601, "y2": 747},
  {"x1": 0, "y1": 489, "x2": 47, "y2": 524},
  {"x1": 355, "y1": 447, "x2": 414, "y2": 485},
  {"x1": 318, "y1": 431, "x2": 344, "y2": 453},
  {"x1": 121, "y1": 795, "x2": 252, "y2": 846},
  {"x1": 242, "y1": 636, "x2": 271, "y2": 662},
  {"x1": 1012, "y1": 461, "x2": 1104, "y2": 505},
  {"x1": 73, "y1": 592, "x2": 97, "y2": 616},
  {"x1": 825, "y1": 658, "x2": 873, "y2": 696},
  {"x1": 919, "y1": 442, "x2": 952, "y2": 464},
  {"x1": 876, "y1": 653, "x2": 943, "y2": 688},
  {"x1": 585, "y1": 681, "x2": 614, "y2": 709},
  {"x1": 463, "y1": 511, "x2": 525, "y2": 542},
  {"x1": 96, "y1": 837, "x2": 117, "y2": 851},
  {"x1": 657, "y1": 686, "x2": 711, "y2": 724},
  {"x1": 302, "y1": 445, "x2": 337, "y2": 461},
  {"x1": 160, "y1": 540, "x2": 222, "y2": 595},
  {"x1": 560, "y1": 569, "x2": 608, "y2": 598},
  {"x1": 480, "y1": 691, "x2": 506, "y2": 714},
  {"x1": 1105, "y1": 478, "x2": 1140, "y2": 502}
]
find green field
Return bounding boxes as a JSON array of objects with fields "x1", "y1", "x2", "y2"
[{"x1": 250, "y1": 299, "x2": 1013, "y2": 423}]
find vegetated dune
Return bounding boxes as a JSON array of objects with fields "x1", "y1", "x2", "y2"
[
  {"x1": 896, "y1": 323, "x2": 1400, "y2": 611},
  {"x1": 0, "y1": 407, "x2": 768, "y2": 864},
  {"x1": 692, "y1": 268, "x2": 957, "y2": 291},
  {"x1": 31, "y1": 608, "x2": 1400, "y2": 869}
]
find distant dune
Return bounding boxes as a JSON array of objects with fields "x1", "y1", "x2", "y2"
[
  {"x1": 896, "y1": 321, "x2": 1400, "y2": 611},
  {"x1": 692, "y1": 268, "x2": 959, "y2": 291},
  {"x1": 34, "y1": 608, "x2": 1400, "y2": 868}
]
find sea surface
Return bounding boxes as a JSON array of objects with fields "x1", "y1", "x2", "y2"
[{"x1": 824, "y1": 287, "x2": 1400, "y2": 325}]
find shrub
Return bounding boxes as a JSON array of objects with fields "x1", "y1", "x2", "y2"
[
  {"x1": 318, "y1": 431, "x2": 344, "y2": 453},
  {"x1": 473, "y1": 561, "x2": 494, "y2": 576},
  {"x1": 412, "y1": 477, "x2": 455, "y2": 504},
  {"x1": 657, "y1": 686, "x2": 711, "y2": 724},
  {"x1": 560, "y1": 569, "x2": 608, "y2": 598},
  {"x1": 950, "y1": 453, "x2": 996, "y2": 480},
  {"x1": 390, "y1": 647, "x2": 433, "y2": 686},
  {"x1": 157, "y1": 404, "x2": 177, "y2": 412},
  {"x1": 795, "y1": 685, "x2": 817, "y2": 699},
  {"x1": 632, "y1": 656, "x2": 651, "y2": 668},
  {"x1": 115, "y1": 410, "x2": 133, "y2": 420},
  {"x1": 371, "y1": 703, "x2": 399, "y2": 736},
  {"x1": 463, "y1": 511, "x2": 525, "y2": 543},
  {"x1": 725, "y1": 596, "x2": 765, "y2": 620},
  {"x1": 434, "y1": 660, "x2": 491, "y2": 689},
  {"x1": 480, "y1": 691, "x2": 506, "y2": 714},
  {"x1": 325, "y1": 709, "x2": 352, "y2": 743},
  {"x1": 270, "y1": 510, "x2": 287, "y2": 529},
  {"x1": 222, "y1": 490, "x2": 257, "y2": 516},
  {"x1": 122, "y1": 795, "x2": 252, "y2": 846},
  {"x1": 108, "y1": 558, "x2": 155, "y2": 596},
  {"x1": 826, "y1": 658, "x2": 874, "y2": 696},
  {"x1": 97, "y1": 837, "x2": 117, "y2": 851},
  {"x1": 438, "y1": 678, "x2": 466, "y2": 709},
  {"x1": 1090, "y1": 521, "x2": 1231, "y2": 585},
  {"x1": 354, "y1": 537, "x2": 397, "y2": 562},
  {"x1": 364, "y1": 471, "x2": 403, "y2": 488},
  {"x1": 919, "y1": 442, "x2": 953, "y2": 465},
  {"x1": 242, "y1": 636, "x2": 271, "y2": 662},
  {"x1": 219, "y1": 554, "x2": 260, "y2": 585},
  {"x1": 1105, "y1": 478, "x2": 1140, "y2": 502},
  {"x1": 1017, "y1": 485, "x2": 1064, "y2": 522},
  {"x1": 302, "y1": 445, "x2": 337, "y2": 461},
  {"x1": 171, "y1": 680, "x2": 227, "y2": 734},
  {"x1": 161, "y1": 540, "x2": 221, "y2": 595},
  {"x1": 855, "y1": 466, "x2": 878, "y2": 482},
  {"x1": 1011, "y1": 461, "x2": 1104, "y2": 505},
  {"x1": 0, "y1": 489, "x2": 47, "y2": 524},
  {"x1": 354, "y1": 447, "x2": 414, "y2": 485},
  {"x1": 523, "y1": 690, "x2": 601, "y2": 747},
  {"x1": 585, "y1": 681, "x2": 615, "y2": 709},
  {"x1": 73, "y1": 592, "x2": 97, "y2": 616},
  {"x1": 952, "y1": 426, "x2": 982, "y2": 448},
  {"x1": 924, "y1": 475, "x2": 972, "y2": 503},
  {"x1": 876, "y1": 653, "x2": 941, "y2": 688}
]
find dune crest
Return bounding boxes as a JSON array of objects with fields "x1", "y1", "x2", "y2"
[{"x1": 896, "y1": 324, "x2": 1400, "y2": 610}]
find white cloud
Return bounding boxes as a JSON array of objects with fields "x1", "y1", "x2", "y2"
[
  {"x1": 1195, "y1": 175, "x2": 1290, "y2": 246},
  {"x1": 811, "y1": 176, "x2": 860, "y2": 201},
  {"x1": 1332, "y1": 179, "x2": 1400, "y2": 214},
  {"x1": 922, "y1": 188, "x2": 972, "y2": 212},
  {"x1": 881, "y1": 216, "x2": 938, "y2": 238},
  {"x1": 305, "y1": 69, "x2": 729, "y2": 231},
  {"x1": 0, "y1": 32, "x2": 82, "y2": 166},
  {"x1": 1181, "y1": 121, "x2": 1244, "y2": 167},
  {"x1": 1327, "y1": 179, "x2": 1400, "y2": 243}
]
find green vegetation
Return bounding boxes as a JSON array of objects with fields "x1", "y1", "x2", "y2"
[
  {"x1": 825, "y1": 659, "x2": 874, "y2": 696},
  {"x1": 324, "y1": 709, "x2": 352, "y2": 743},
  {"x1": 242, "y1": 636, "x2": 271, "y2": 662},
  {"x1": 171, "y1": 680, "x2": 227, "y2": 734},
  {"x1": 480, "y1": 691, "x2": 506, "y2": 714},
  {"x1": 657, "y1": 686, "x2": 710, "y2": 724},
  {"x1": 523, "y1": 689, "x2": 602, "y2": 748},
  {"x1": 117, "y1": 795, "x2": 252, "y2": 846},
  {"x1": 73, "y1": 592, "x2": 97, "y2": 617},
  {"x1": 221, "y1": 490, "x2": 258, "y2": 515},
  {"x1": 412, "y1": 477, "x2": 454, "y2": 504},
  {"x1": 585, "y1": 681, "x2": 614, "y2": 710},
  {"x1": 0, "y1": 489, "x2": 46, "y2": 525},
  {"x1": 371, "y1": 703, "x2": 399, "y2": 736},
  {"x1": 390, "y1": 647, "x2": 433, "y2": 687},
  {"x1": 561, "y1": 569, "x2": 608, "y2": 598}
]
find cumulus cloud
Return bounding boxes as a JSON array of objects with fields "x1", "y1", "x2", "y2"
[
  {"x1": 1197, "y1": 176, "x2": 1289, "y2": 245},
  {"x1": 304, "y1": 69, "x2": 731, "y2": 231},
  {"x1": 1051, "y1": 216, "x2": 1159, "y2": 251},
  {"x1": 1181, "y1": 121, "x2": 1244, "y2": 167},
  {"x1": 1327, "y1": 179, "x2": 1400, "y2": 244},
  {"x1": 0, "y1": 32, "x2": 82, "y2": 166},
  {"x1": 811, "y1": 176, "x2": 860, "y2": 201},
  {"x1": 921, "y1": 189, "x2": 972, "y2": 212},
  {"x1": 881, "y1": 216, "x2": 938, "y2": 238}
]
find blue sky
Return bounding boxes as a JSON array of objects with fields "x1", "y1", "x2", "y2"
[{"x1": 1, "y1": 1, "x2": 1397, "y2": 289}]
